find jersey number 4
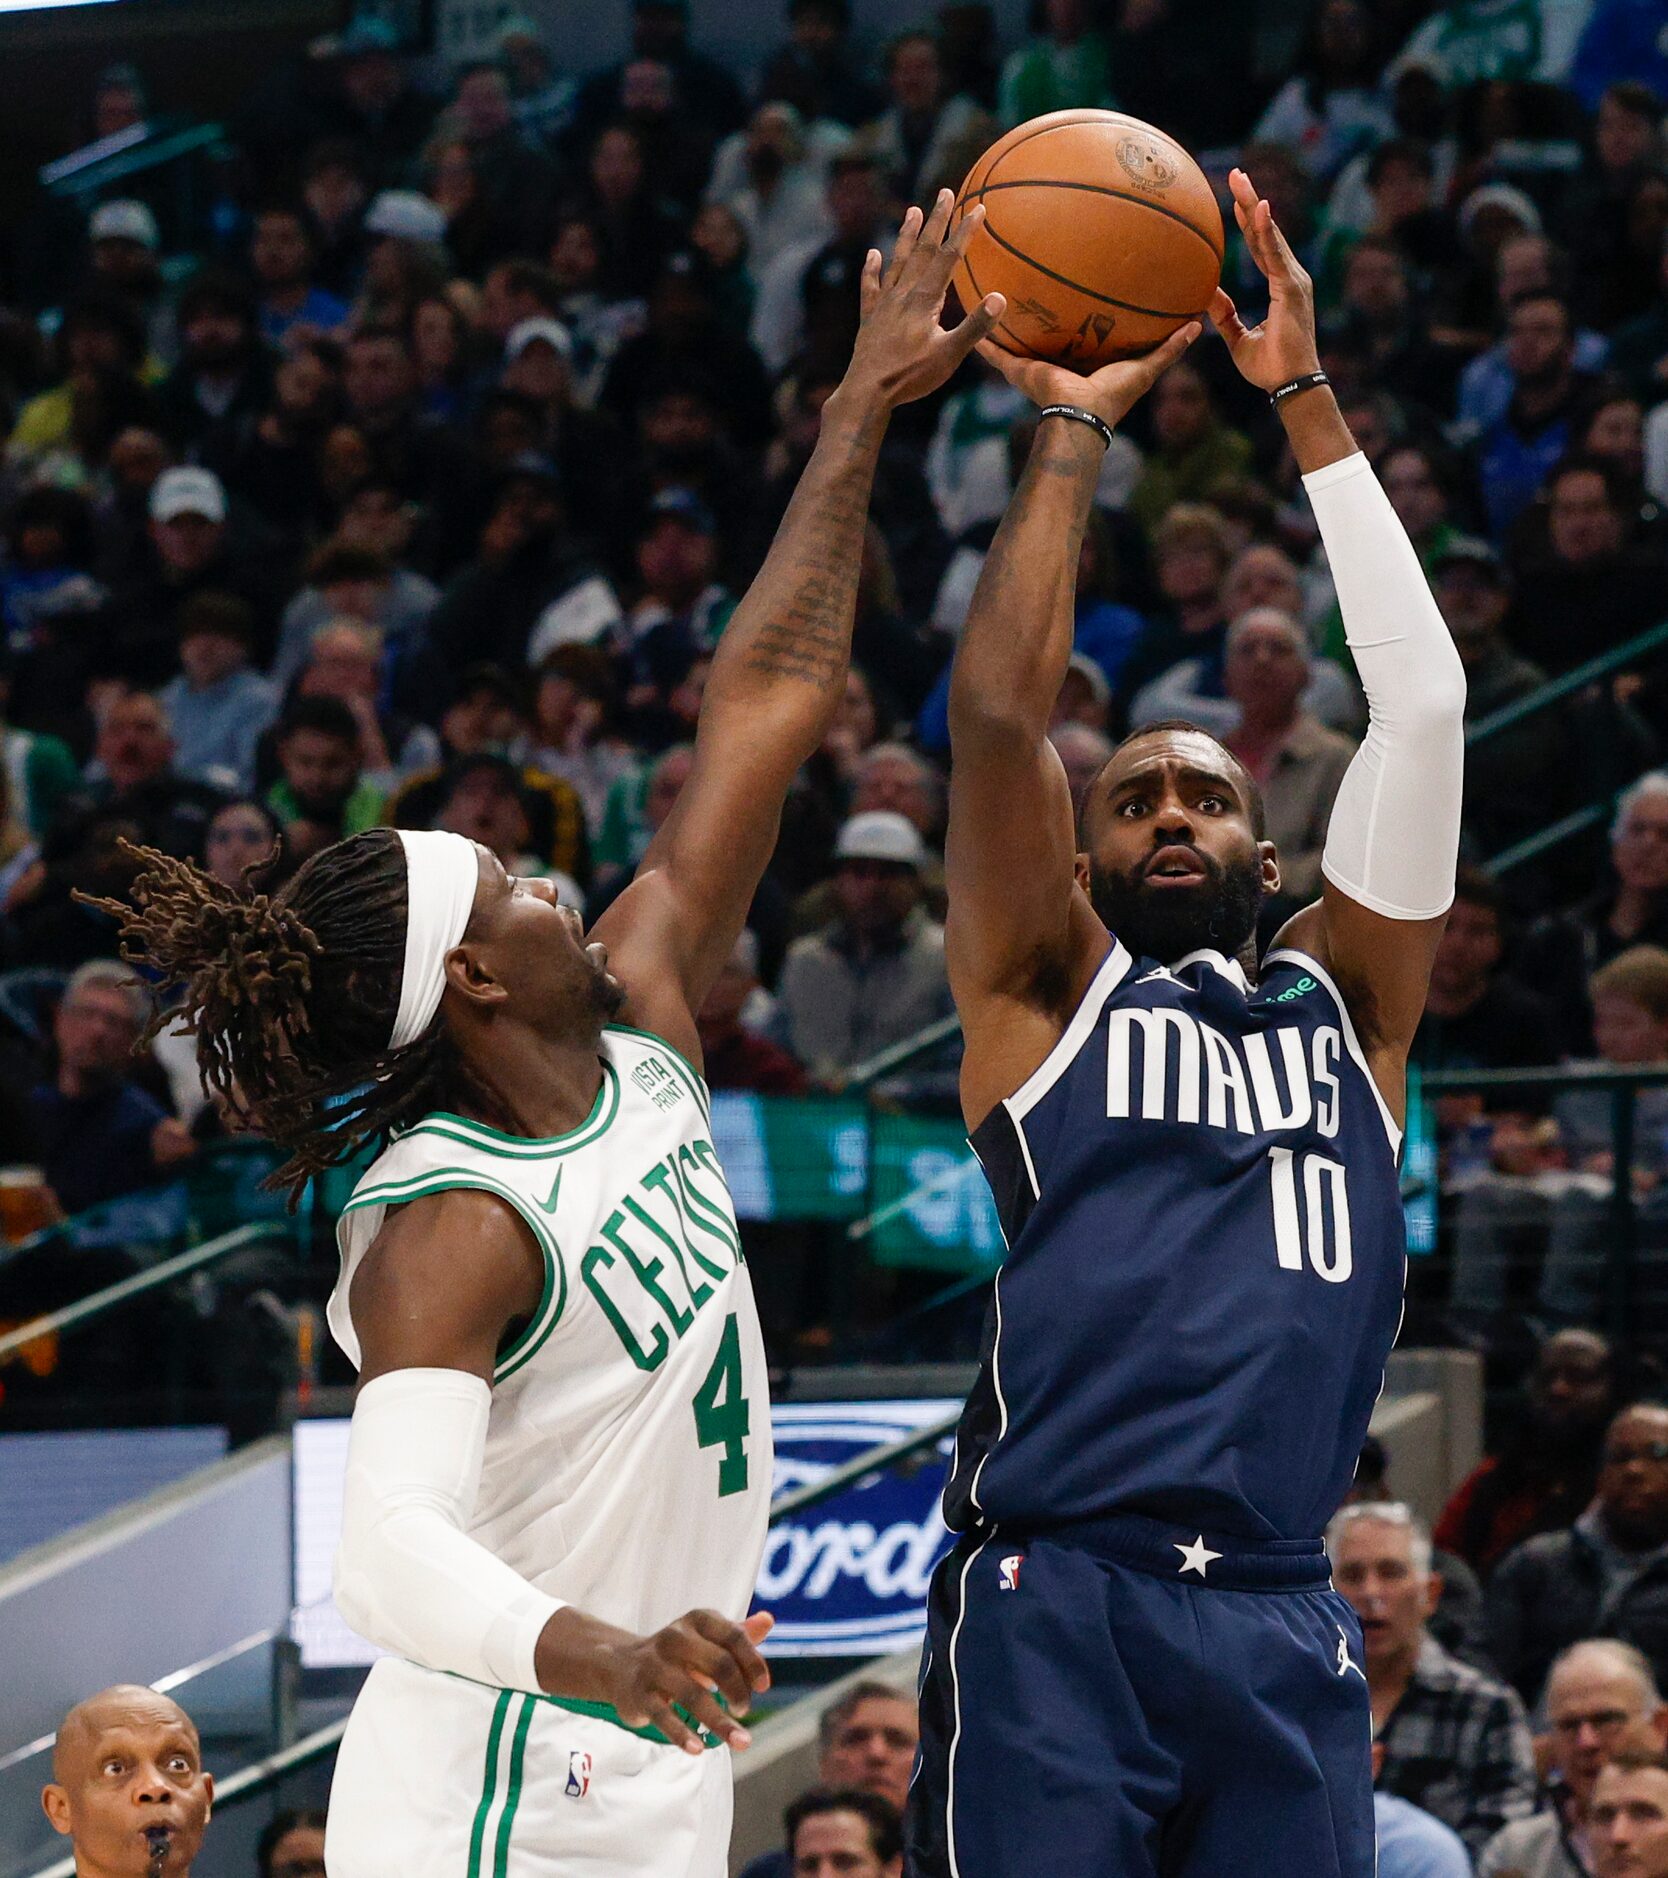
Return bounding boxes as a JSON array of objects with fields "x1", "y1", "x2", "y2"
[
  {"x1": 1267, "y1": 1146, "x2": 1353, "y2": 1283},
  {"x1": 693, "y1": 1312, "x2": 751, "y2": 1496}
]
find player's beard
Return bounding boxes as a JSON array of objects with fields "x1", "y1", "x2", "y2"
[{"x1": 1086, "y1": 848, "x2": 1264, "y2": 965}]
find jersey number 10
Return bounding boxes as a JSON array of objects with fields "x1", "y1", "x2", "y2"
[{"x1": 1267, "y1": 1146, "x2": 1353, "y2": 1283}]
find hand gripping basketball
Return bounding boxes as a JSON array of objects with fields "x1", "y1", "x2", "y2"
[
  {"x1": 973, "y1": 318, "x2": 1200, "y2": 432},
  {"x1": 1209, "y1": 167, "x2": 1323, "y2": 394},
  {"x1": 840, "y1": 189, "x2": 1006, "y2": 412}
]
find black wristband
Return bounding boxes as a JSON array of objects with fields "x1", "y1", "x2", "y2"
[
  {"x1": 1038, "y1": 403, "x2": 1114, "y2": 451},
  {"x1": 1270, "y1": 370, "x2": 1331, "y2": 408}
]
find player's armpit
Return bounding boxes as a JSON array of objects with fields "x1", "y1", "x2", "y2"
[
  {"x1": 944, "y1": 722, "x2": 1082, "y2": 998},
  {"x1": 588, "y1": 760, "x2": 783, "y2": 1071},
  {"x1": 351, "y1": 1187, "x2": 548, "y2": 1387},
  {"x1": 944, "y1": 414, "x2": 1121, "y2": 1130},
  {"x1": 946, "y1": 732, "x2": 1109, "y2": 1131},
  {"x1": 1267, "y1": 440, "x2": 1463, "y2": 1129}
]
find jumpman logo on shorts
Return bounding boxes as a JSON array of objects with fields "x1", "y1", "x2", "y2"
[{"x1": 1335, "y1": 1627, "x2": 1366, "y2": 1682}]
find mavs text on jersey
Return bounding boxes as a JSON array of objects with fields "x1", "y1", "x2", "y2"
[
  {"x1": 949, "y1": 941, "x2": 1406, "y2": 1544},
  {"x1": 908, "y1": 253, "x2": 1469, "y2": 1867},
  {"x1": 911, "y1": 943, "x2": 1405, "y2": 1878}
]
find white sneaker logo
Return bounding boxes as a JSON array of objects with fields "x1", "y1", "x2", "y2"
[{"x1": 1336, "y1": 1628, "x2": 1366, "y2": 1681}]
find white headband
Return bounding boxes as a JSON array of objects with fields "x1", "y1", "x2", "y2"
[{"x1": 391, "y1": 830, "x2": 480, "y2": 1049}]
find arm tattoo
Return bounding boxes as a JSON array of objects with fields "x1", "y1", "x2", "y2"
[{"x1": 738, "y1": 466, "x2": 869, "y2": 692}]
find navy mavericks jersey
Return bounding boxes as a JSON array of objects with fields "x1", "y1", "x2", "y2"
[{"x1": 945, "y1": 942, "x2": 1406, "y2": 1543}]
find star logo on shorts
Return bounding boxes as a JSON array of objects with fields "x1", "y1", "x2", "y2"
[{"x1": 1174, "y1": 1535, "x2": 1222, "y2": 1578}]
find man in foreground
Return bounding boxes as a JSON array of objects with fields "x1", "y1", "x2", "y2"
[
  {"x1": 41, "y1": 1686, "x2": 212, "y2": 1878},
  {"x1": 1591, "y1": 1736, "x2": 1668, "y2": 1878},
  {"x1": 1330, "y1": 1500, "x2": 1536, "y2": 1855},
  {"x1": 1482, "y1": 1640, "x2": 1668, "y2": 1878}
]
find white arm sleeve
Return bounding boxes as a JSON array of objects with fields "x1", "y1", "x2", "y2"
[
  {"x1": 1310, "y1": 452, "x2": 1467, "y2": 921},
  {"x1": 333, "y1": 1368, "x2": 566, "y2": 1693}
]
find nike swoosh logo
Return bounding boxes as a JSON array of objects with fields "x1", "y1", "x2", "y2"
[{"x1": 537, "y1": 1166, "x2": 562, "y2": 1215}]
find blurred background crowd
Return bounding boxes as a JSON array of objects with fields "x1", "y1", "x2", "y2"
[
  {"x1": 3, "y1": 0, "x2": 1668, "y2": 1355},
  {"x1": 1, "y1": 0, "x2": 1668, "y2": 1537},
  {"x1": 9, "y1": 0, "x2": 1668, "y2": 1391},
  {"x1": 5, "y1": 1, "x2": 1668, "y2": 1870}
]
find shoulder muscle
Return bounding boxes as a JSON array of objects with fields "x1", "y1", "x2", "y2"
[{"x1": 352, "y1": 1186, "x2": 547, "y2": 1386}]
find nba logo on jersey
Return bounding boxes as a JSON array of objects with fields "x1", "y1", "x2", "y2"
[
  {"x1": 565, "y1": 1750, "x2": 593, "y2": 1799},
  {"x1": 998, "y1": 1553, "x2": 1024, "y2": 1591}
]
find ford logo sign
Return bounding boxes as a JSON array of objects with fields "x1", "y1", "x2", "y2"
[{"x1": 756, "y1": 1400, "x2": 957, "y2": 1657}]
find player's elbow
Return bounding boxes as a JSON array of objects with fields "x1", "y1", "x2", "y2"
[
  {"x1": 1372, "y1": 636, "x2": 1467, "y2": 739},
  {"x1": 947, "y1": 682, "x2": 1045, "y2": 751},
  {"x1": 333, "y1": 1543, "x2": 397, "y2": 1655},
  {"x1": 333, "y1": 1501, "x2": 401, "y2": 1653},
  {"x1": 1422, "y1": 634, "x2": 1469, "y2": 725},
  {"x1": 333, "y1": 1483, "x2": 438, "y2": 1656}
]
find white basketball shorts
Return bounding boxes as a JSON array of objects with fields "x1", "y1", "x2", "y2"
[{"x1": 325, "y1": 1656, "x2": 733, "y2": 1877}]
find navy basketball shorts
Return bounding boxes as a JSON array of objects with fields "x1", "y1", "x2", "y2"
[{"x1": 906, "y1": 1513, "x2": 1375, "y2": 1878}]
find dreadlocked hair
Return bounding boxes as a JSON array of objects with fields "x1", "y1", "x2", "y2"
[{"x1": 80, "y1": 829, "x2": 464, "y2": 1206}]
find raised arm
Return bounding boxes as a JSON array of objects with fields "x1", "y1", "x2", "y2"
[
  {"x1": 1213, "y1": 168, "x2": 1466, "y2": 1122},
  {"x1": 943, "y1": 326, "x2": 1199, "y2": 1128},
  {"x1": 594, "y1": 192, "x2": 1003, "y2": 1055}
]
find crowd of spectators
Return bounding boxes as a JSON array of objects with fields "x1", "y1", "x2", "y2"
[
  {"x1": 9, "y1": 3, "x2": 1668, "y2": 1861},
  {"x1": 2, "y1": 0, "x2": 1668, "y2": 1435}
]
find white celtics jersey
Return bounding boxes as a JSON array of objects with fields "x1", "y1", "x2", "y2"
[{"x1": 329, "y1": 1024, "x2": 771, "y2": 1639}]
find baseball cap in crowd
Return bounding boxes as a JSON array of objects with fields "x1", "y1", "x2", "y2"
[
  {"x1": 834, "y1": 810, "x2": 928, "y2": 870},
  {"x1": 337, "y1": 14, "x2": 402, "y2": 53},
  {"x1": 364, "y1": 190, "x2": 447, "y2": 245},
  {"x1": 646, "y1": 487, "x2": 716, "y2": 535},
  {"x1": 89, "y1": 199, "x2": 160, "y2": 250},
  {"x1": 1432, "y1": 536, "x2": 1508, "y2": 584},
  {"x1": 495, "y1": 13, "x2": 545, "y2": 51},
  {"x1": 495, "y1": 450, "x2": 560, "y2": 491},
  {"x1": 150, "y1": 466, "x2": 226, "y2": 525},
  {"x1": 505, "y1": 317, "x2": 573, "y2": 362},
  {"x1": 1066, "y1": 652, "x2": 1111, "y2": 707}
]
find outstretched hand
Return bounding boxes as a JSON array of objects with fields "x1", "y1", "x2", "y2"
[
  {"x1": 1209, "y1": 166, "x2": 1321, "y2": 393},
  {"x1": 841, "y1": 190, "x2": 1006, "y2": 412},
  {"x1": 975, "y1": 319, "x2": 1201, "y2": 431}
]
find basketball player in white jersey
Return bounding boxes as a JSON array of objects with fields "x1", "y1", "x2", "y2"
[{"x1": 90, "y1": 195, "x2": 1005, "y2": 1878}]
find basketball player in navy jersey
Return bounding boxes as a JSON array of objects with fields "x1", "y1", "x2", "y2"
[{"x1": 907, "y1": 169, "x2": 1467, "y2": 1878}]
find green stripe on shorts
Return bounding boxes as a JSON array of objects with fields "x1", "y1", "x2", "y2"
[
  {"x1": 493, "y1": 1696, "x2": 536, "y2": 1878},
  {"x1": 466, "y1": 1690, "x2": 513, "y2": 1878}
]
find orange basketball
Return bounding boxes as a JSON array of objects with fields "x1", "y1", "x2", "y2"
[{"x1": 952, "y1": 110, "x2": 1224, "y2": 370}]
